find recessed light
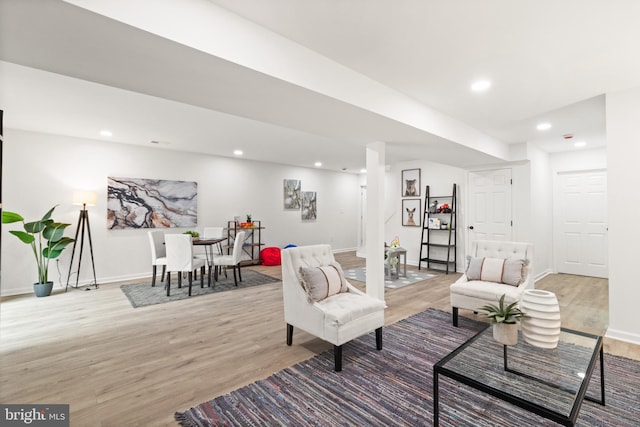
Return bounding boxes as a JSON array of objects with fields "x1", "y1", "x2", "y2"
[
  {"x1": 233, "y1": 150, "x2": 243, "y2": 156},
  {"x1": 471, "y1": 80, "x2": 491, "y2": 92},
  {"x1": 100, "y1": 130, "x2": 112, "y2": 137},
  {"x1": 536, "y1": 123, "x2": 552, "y2": 131},
  {"x1": 314, "y1": 162, "x2": 322, "y2": 167},
  {"x1": 360, "y1": 168, "x2": 367, "y2": 174},
  {"x1": 574, "y1": 141, "x2": 586, "y2": 147}
]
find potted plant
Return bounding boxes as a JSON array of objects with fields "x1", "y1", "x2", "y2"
[
  {"x1": 2, "y1": 206, "x2": 75, "y2": 297},
  {"x1": 479, "y1": 294, "x2": 525, "y2": 345},
  {"x1": 184, "y1": 230, "x2": 200, "y2": 240},
  {"x1": 241, "y1": 214, "x2": 253, "y2": 228}
]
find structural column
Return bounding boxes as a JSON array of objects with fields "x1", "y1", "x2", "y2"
[
  {"x1": 606, "y1": 87, "x2": 640, "y2": 345},
  {"x1": 365, "y1": 141, "x2": 386, "y2": 301}
]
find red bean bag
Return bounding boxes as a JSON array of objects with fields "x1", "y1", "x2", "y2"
[{"x1": 260, "y1": 247, "x2": 281, "y2": 266}]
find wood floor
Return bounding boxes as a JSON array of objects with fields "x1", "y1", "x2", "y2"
[{"x1": 1, "y1": 252, "x2": 638, "y2": 426}]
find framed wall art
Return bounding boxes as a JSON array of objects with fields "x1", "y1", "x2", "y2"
[
  {"x1": 283, "y1": 179, "x2": 301, "y2": 209},
  {"x1": 301, "y1": 191, "x2": 317, "y2": 220},
  {"x1": 107, "y1": 177, "x2": 197, "y2": 229},
  {"x1": 402, "y1": 199, "x2": 421, "y2": 227},
  {"x1": 401, "y1": 168, "x2": 421, "y2": 197}
]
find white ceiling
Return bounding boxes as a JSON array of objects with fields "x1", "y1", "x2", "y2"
[{"x1": 2, "y1": 0, "x2": 639, "y2": 172}]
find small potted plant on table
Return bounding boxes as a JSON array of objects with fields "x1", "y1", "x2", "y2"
[
  {"x1": 184, "y1": 230, "x2": 200, "y2": 240},
  {"x1": 2, "y1": 206, "x2": 75, "y2": 297},
  {"x1": 479, "y1": 294, "x2": 525, "y2": 345},
  {"x1": 241, "y1": 214, "x2": 253, "y2": 228}
]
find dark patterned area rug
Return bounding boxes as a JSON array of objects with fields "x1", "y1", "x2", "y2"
[
  {"x1": 120, "y1": 270, "x2": 280, "y2": 308},
  {"x1": 176, "y1": 309, "x2": 640, "y2": 426}
]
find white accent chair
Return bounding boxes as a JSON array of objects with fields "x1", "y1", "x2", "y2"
[
  {"x1": 213, "y1": 231, "x2": 246, "y2": 286},
  {"x1": 147, "y1": 230, "x2": 167, "y2": 287},
  {"x1": 450, "y1": 240, "x2": 534, "y2": 326},
  {"x1": 165, "y1": 234, "x2": 209, "y2": 296},
  {"x1": 281, "y1": 244, "x2": 386, "y2": 371}
]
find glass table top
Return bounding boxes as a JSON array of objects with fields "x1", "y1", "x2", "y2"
[{"x1": 436, "y1": 326, "x2": 603, "y2": 418}]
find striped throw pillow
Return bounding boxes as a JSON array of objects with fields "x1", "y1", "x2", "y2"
[
  {"x1": 299, "y1": 262, "x2": 349, "y2": 302},
  {"x1": 466, "y1": 256, "x2": 528, "y2": 286}
]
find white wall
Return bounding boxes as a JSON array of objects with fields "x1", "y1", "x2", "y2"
[
  {"x1": 380, "y1": 158, "x2": 553, "y2": 278},
  {"x1": 1, "y1": 129, "x2": 360, "y2": 296},
  {"x1": 550, "y1": 147, "x2": 606, "y2": 171},
  {"x1": 384, "y1": 160, "x2": 466, "y2": 269},
  {"x1": 606, "y1": 86, "x2": 640, "y2": 344},
  {"x1": 526, "y1": 145, "x2": 553, "y2": 277}
]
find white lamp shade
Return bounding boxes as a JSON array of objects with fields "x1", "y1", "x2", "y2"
[{"x1": 72, "y1": 190, "x2": 98, "y2": 207}]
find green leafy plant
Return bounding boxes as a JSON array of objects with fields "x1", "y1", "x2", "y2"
[
  {"x1": 2, "y1": 206, "x2": 75, "y2": 284},
  {"x1": 479, "y1": 294, "x2": 524, "y2": 324},
  {"x1": 184, "y1": 230, "x2": 200, "y2": 238}
]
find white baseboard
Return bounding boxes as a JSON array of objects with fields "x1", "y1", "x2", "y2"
[
  {"x1": 1, "y1": 272, "x2": 152, "y2": 297},
  {"x1": 534, "y1": 268, "x2": 554, "y2": 282},
  {"x1": 606, "y1": 328, "x2": 640, "y2": 346},
  {"x1": 333, "y1": 246, "x2": 358, "y2": 254}
]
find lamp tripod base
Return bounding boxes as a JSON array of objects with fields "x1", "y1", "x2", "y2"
[{"x1": 65, "y1": 207, "x2": 99, "y2": 292}]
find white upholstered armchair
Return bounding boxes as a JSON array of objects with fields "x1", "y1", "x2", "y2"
[
  {"x1": 281, "y1": 244, "x2": 385, "y2": 371},
  {"x1": 450, "y1": 240, "x2": 534, "y2": 326}
]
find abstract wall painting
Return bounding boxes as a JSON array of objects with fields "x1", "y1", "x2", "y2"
[
  {"x1": 107, "y1": 177, "x2": 197, "y2": 229},
  {"x1": 283, "y1": 179, "x2": 301, "y2": 209},
  {"x1": 301, "y1": 191, "x2": 317, "y2": 221}
]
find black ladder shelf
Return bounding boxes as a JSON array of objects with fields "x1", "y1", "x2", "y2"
[{"x1": 418, "y1": 184, "x2": 457, "y2": 274}]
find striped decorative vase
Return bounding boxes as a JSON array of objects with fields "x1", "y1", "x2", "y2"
[{"x1": 520, "y1": 289, "x2": 561, "y2": 349}]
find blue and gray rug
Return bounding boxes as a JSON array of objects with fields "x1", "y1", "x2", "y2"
[
  {"x1": 343, "y1": 266, "x2": 437, "y2": 289},
  {"x1": 120, "y1": 270, "x2": 280, "y2": 308}
]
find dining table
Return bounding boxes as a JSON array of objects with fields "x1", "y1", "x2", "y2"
[{"x1": 192, "y1": 237, "x2": 227, "y2": 280}]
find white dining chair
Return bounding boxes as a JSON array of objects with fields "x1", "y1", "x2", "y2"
[
  {"x1": 194, "y1": 226, "x2": 226, "y2": 279},
  {"x1": 203, "y1": 226, "x2": 225, "y2": 255},
  {"x1": 195, "y1": 226, "x2": 225, "y2": 260},
  {"x1": 213, "y1": 231, "x2": 245, "y2": 286},
  {"x1": 147, "y1": 230, "x2": 167, "y2": 287},
  {"x1": 165, "y1": 234, "x2": 209, "y2": 296}
]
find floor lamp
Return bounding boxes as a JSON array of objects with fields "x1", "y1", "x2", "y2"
[{"x1": 66, "y1": 190, "x2": 98, "y2": 291}]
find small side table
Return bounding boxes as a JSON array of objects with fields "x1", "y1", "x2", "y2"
[{"x1": 385, "y1": 247, "x2": 407, "y2": 279}]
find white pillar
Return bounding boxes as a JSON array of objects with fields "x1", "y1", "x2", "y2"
[
  {"x1": 365, "y1": 142, "x2": 386, "y2": 302},
  {"x1": 606, "y1": 87, "x2": 640, "y2": 345}
]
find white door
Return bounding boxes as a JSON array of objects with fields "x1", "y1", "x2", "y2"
[
  {"x1": 555, "y1": 170, "x2": 608, "y2": 278},
  {"x1": 467, "y1": 169, "x2": 513, "y2": 243}
]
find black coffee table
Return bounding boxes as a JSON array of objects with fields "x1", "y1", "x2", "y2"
[{"x1": 433, "y1": 326, "x2": 604, "y2": 426}]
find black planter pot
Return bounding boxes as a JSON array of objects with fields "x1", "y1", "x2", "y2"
[{"x1": 33, "y1": 282, "x2": 54, "y2": 297}]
